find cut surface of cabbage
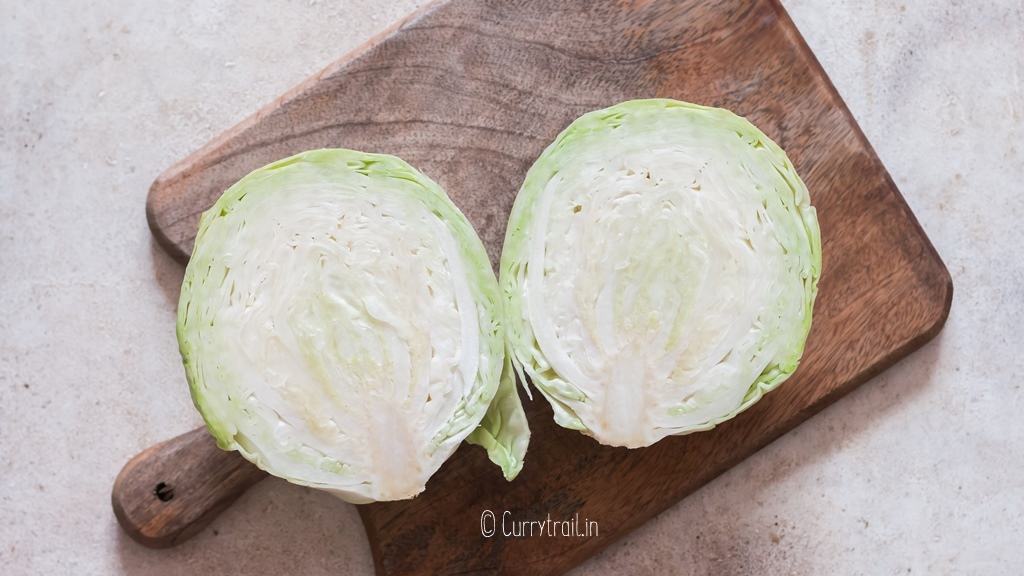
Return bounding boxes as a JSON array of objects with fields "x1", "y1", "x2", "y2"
[
  {"x1": 177, "y1": 149, "x2": 528, "y2": 503},
  {"x1": 501, "y1": 99, "x2": 821, "y2": 448}
]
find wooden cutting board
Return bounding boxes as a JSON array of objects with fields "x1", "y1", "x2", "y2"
[{"x1": 139, "y1": 0, "x2": 952, "y2": 574}]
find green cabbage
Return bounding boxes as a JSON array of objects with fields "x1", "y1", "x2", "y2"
[
  {"x1": 500, "y1": 99, "x2": 821, "y2": 448},
  {"x1": 177, "y1": 149, "x2": 528, "y2": 503}
]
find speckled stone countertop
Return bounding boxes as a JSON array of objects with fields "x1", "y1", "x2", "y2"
[{"x1": 2, "y1": 1, "x2": 1021, "y2": 574}]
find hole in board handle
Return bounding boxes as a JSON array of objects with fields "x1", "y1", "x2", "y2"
[{"x1": 154, "y1": 482, "x2": 175, "y2": 502}]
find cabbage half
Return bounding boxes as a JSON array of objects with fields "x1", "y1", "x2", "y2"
[
  {"x1": 501, "y1": 99, "x2": 821, "y2": 448},
  {"x1": 177, "y1": 149, "x2": 529, "y2": 503}
]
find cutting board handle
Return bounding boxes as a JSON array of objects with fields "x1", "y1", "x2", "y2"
[{"x1": 112, "y1": 427, "x2": 266, "y2": 548}]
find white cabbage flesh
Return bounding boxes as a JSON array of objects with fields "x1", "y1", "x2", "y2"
[
  {"x1": 178, "y1": 149, "x2": 528, "y2": 503},
  {"x1": 501, "y1": 100, "x2": 821, "y2": 449}
]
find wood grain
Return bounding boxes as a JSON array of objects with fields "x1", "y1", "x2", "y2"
[
  {"x1": 139, "y1": 0, "x2": 952, "y2": 574},
  {"x1": 112, "y1": 427, "x2": 265, "y2": 548}
]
